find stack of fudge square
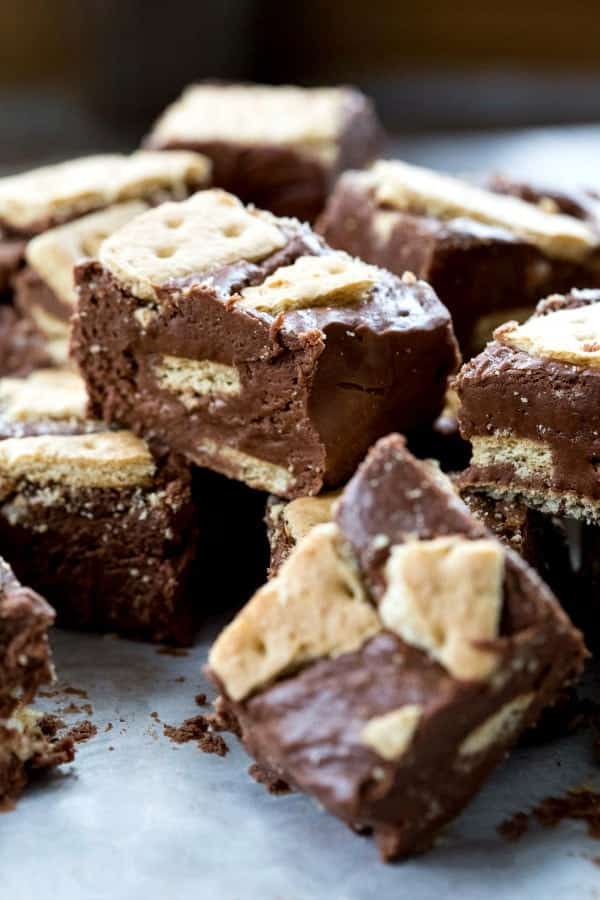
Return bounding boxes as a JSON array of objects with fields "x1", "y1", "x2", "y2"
[{"x1": 0, "y1": 81, "x2": 598, "y2": 860}]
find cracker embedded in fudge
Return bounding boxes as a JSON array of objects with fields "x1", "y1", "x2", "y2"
[
  {"x1": 457, "y1": 288, "x2": 600, "y2": 523},
  {"x1": 144, "y1": 83, "x2": 382, "y2": 222},
  {"x1": 266, "y1": 490, "x2": 340, "y2": 575},
  {"x1": 0, "y1": 429, "x2": 198, "y2": 644},
  {"x1": 14, "y1": 202, "x2": 149, "y2": 364},
  {"x1": 317, "y1": 160, "x2": 600, "y2": 356},
  {"x1": 0, "y1": 557, "x2": 74, "y2": 808},
  {"x1": 208, "y1": 434, "x2": 584, "y2": 860},
  {"x1": 73, "y1": 189, "x2": 459, "y2": 499}
]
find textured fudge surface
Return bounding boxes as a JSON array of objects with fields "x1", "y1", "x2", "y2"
[
  {"x1": 0, "y1": 419, "x2": 198, "y2": 643},
  {"x1": 208, "y1": 435, "x2": 584, "y2": 860},
  {"x1": 317, "y1": 160, "x2": 600, "y2": 355},
  {"x1": 74, "y1": 189, "x2": 459, "y2": 499},
  {"x1": 457, "y1": 289, "x2": 600, "y2": 522},
  {"x1": 0, "y1": 557, "x2": 74, "y2": 807},
  {"x1": 145, "y1": 83, "x2": 381, "y2": 221}
]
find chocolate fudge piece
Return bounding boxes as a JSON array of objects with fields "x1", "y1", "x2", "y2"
[
  {"x1": 73, "y1": 189, "x2": 459, "y2": 499},
  {"x1": 457, "y1": 289, "x2": 600, "y2": 522},
  {"x1": 317, "y1": 160, "x2": 600, "y2": 356},
  {"x1": 208, "y1": 435, "x2": 584, "y2": 860},
  {"x1": 15, "y1": 202, "x2": 150, "y2": 365},
  {"x1": 266, "y1": 491, "x2": 340, "y2": 575},
  {"x1": 144, "y1": 83, "x2": 381, "y2": 221},
  {"x1": 0, "y1": 425, "x2": 197, "y2": 643},
  {"x1": 1, "y1": 557, "x2": 74, "y2": 808},
  {"x1": 0, "y1": 150, "x2": 210, "y2": 374}
]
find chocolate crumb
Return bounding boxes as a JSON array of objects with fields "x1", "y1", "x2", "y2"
[
  {"x1": 163, "y1": 715, "x2": 228, "y2": 757},
  {"x1": 108, "y1": 746, "x2": 114, "y2": 751},
  {"x1": 497, "y1": 811, "x2": 529, "y2": 842},
  {"x1": 533, "y1": 789, "x2": 600, "y2": 838},
  {"x1": 157, "y1": 646, "x2": 189, "y2": 657},
  {"x1": 194, "y1": 693, "x2": 207, "y2": 707},
  {"x1": 150, "y1": 711, "x2": 161, "y2": 723},
  {"x1": 67, "y1": 720, "x2": 98, "y2": 744},
  {"x1": 174, "y1": 676, "x2": 185, "y2": 683},
  {"x1": 37, "y1": 714, "x2": 67, "y2": 737},
  {"x1": 499, "y1": 787, "x2": 600, "y2": 843},
  {"x1": 248, "y1": 763, "x2": 292, "y2": 796},
  {"x1": 105, "y1": 722, "x2": 113, "y2": 732}
]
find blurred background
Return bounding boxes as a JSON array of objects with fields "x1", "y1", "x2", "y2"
[{"x1": 3, "y1": 0, "x2": 600, "y2": 179}]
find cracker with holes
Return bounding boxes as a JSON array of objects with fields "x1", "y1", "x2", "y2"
[
  {"x1": 0, "y1": 150, "x2": 210, "y2": 373},
  {"x1": 317, "y1": 159, "x2": 600, "y2": 357},
  {"x1": 207, "y1": 434, "x2": 584, "y2": 861},
  {"x1": 144, "y1": 83, "x2": 381, "y2": 222},
  {"x1": 0, "y1": 366, "x2": 198, "y2": 642},
  {"x1": 73, "y1": 189, "x2": 459, "y2": 499}
]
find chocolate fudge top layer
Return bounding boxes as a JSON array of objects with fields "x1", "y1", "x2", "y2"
[
  {"x1": 0, "y1": 151, "x2": 210, "y2": 238},
  {"x1": 317, "y1": 160, "x2": 600, "y2": 355},
  {"x1": 457, "y1": 289, "x2": 600, "y2": 521},
  {"x1": 209, "y1": 435, "x2": 584, "y2": 859},
  {"x1": 74, "y1": 188, "x2": 458, "y2": 498},
  {"x1": 0, "y1": 368, "x2": 101, "y2": 439},
  {"x1": 145, "y1": 83, "x2": 381, "y2": 220}
]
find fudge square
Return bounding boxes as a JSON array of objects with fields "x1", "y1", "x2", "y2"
[
  {"x1": 15, "y1": 202, "x2": 150, "y2": 366},
  {"x1": 144, "y1": 83, "x2": 381, "y2": 222},
  {"x1": 0, "y1": 375, "x2": 198, "y2": 643},
  {"x1": 457, "y1": 289, "x2": 600, "y2": 524},
  {"x1": 73, "y1": 189, "x2": 459, "y2": 499},
  {"x1": 317, "y1": 159, "x2": 600, "y2": 356},
  {"x1": 1, "y1": 557, "x2": 74, "y2": 808},
  {"x1": 208, "y1": 435, "x2": 584, "y2": 860}
]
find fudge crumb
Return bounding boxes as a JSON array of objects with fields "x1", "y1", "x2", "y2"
[
  {"x1": 108, "y1": 746, "x2": 114, "y2": 751},
  {"x1": 497, "y1": 811, "x2": 529, "y2": 842},
  {"x1": 105, "y1": 722, "x2": 113, "y2": 732},
  {"x1": 37, "y1": 714, "x2": 67, "y2": 737},
  {"x1": 248, "y1": 763, "x2": 292, "y2": 796},
  {"x1": 533, "y1": 789, "x2": 600, "y2": 838},
  {"x1": 157, "y1": 646, "x2": 189, "y2": 657},
  {"x1": 150, "y1": 711, "x2": 161, "y2": 723},
  {"x1": 163, "y1": 715, "x2": 228, "y2": 757},
  {"x1": 174, "y1": 676, "x2": 185, "y2": 683},
  {"x1": 498, "y1": 787, "x2": 600, "y2": 843},
  {"x1": 67, "y1": 720, "x2": 98, "y2": 744},
  {"x1": 194, "y1": 693, "x2": 207, "y2": 707}
]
